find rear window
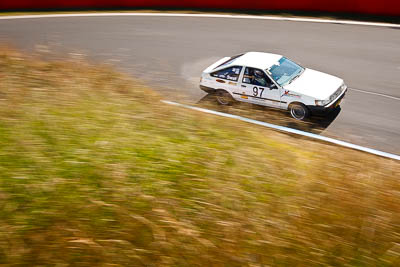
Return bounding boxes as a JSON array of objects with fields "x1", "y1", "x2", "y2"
[
  {"x1": 211, "y1": 66, "x2": 242, "y2": 81},
  {"x1": 214, "y1": 54, "x2": 243, "y2": 69}
]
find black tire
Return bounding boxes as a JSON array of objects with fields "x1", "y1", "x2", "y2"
[
  {"x1": 215, "y1": 90, "x2": 234, "y2": 105},
  {"x1": 289, "y1": 103, "x2": 309, "y2": 120}
]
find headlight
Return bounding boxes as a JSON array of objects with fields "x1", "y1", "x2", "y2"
[
  {"x1": 341, "y1": 83, "x2": 347, "y2": 91},
  {"x1": 329, "y1": 86, "x2": 343, "y2": 101},
  {"x1": 315, "y1": 99, "x2": 330, "y2": 106}
]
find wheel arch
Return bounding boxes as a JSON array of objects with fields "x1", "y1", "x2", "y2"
[
  {"x1": 215, "y1": 88, "x2": 235, "y2": 97},
  {"x1": 287, "y1": 101, "x2": 307, "y2": 110}
]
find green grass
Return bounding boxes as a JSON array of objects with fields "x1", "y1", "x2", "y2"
[{"x1": 0, "y1": 48, "x2": 399, "y2": 266}]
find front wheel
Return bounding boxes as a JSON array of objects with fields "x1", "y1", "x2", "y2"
[
  {"x1": 289, "y1": 103, "x2": 309, "y2": 120},
  {"x1": 215, "y1": 90, "x2": 234, "y2": 105}
]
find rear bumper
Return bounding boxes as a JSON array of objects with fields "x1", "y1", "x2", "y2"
[{"x1": 307, "y1": 92, "x2": 346, "y2": 115}]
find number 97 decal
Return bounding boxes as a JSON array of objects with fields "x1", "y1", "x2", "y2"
[{"x1": 253, "y1": 86, "x2": 264, "y2": 98}]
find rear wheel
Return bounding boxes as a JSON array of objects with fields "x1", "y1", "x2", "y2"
[
  {"x1": 215, "y1": 90, "x2": 234, "y2": 105},
  {"x1": 289, "y1": 103, "x2": 309, "y2": 120}
]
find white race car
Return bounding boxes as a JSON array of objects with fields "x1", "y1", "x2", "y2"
[{"x1": 200, "y1": 52, "x2": 347, "y2": 120}]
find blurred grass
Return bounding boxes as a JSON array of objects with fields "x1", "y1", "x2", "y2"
[{"x1": 0, "y1": 48, "x2": 399, "y2": 266}]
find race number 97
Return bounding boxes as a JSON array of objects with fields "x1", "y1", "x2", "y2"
[{"x1": 253, "y1": 87, "x2": 264, "y2": 98}]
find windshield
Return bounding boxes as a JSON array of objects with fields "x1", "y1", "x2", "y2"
[{"x1": 267, "y1": 57, "x2": 304, "y2": 86}]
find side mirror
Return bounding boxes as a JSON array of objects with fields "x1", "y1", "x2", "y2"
[{"x1": 270, "y1": 83, "x2": 278, "y2": 89}]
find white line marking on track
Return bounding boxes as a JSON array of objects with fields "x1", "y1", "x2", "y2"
[
  {"x1": 0, "y1": 12, "x2": 399, "y2": 28},
  {"x1": 349, "y1": 88, "x2": 400, "y2": 101},
  {"x1": 162, "y1": 100, "x2": 400, "y2": 161}
]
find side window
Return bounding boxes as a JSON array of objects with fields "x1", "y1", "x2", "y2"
[
  {"x1": 211, "y1": 66, "x2": 242, "y2": 81},
  {"x1": 242, "y1": 67, "x2": 273, "y2": 87}
]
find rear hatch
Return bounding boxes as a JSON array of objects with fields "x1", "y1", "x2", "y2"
[
  {"x1": 203, "y1": 54, "x2": 244, "y2": 73},
  {"x1": 203, "y1": 57, "x2": 231, "y2": 73}
]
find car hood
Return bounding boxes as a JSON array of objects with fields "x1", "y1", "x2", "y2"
[{"x1": 283, "y1": 68, "x2": 343, "y2": 100}]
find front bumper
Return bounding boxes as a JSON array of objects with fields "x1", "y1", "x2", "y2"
[{"x1": 307, "y1": 91, "x2": 346, "y2": 116}]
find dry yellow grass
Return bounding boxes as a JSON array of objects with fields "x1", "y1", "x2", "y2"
[{"x1": 0, "y1": 48, "x2": 399, "y2": 266}]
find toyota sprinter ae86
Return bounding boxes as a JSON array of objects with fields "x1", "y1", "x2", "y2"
[{"x1": 200, "y1": 52, "x2": 347, "y2": 120}]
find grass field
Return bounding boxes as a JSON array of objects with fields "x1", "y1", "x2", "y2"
[{"x1": 0, "y1": 48, "x2": 399, "y2": 266}]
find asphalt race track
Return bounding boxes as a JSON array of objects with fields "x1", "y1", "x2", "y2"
[{"x1": 1, "y1": 14, "x2": 399, "y2": 155}]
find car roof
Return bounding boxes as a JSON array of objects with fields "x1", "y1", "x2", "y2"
[{"x1": 230, "y1": 52, "x2": 282, "y2": 70}]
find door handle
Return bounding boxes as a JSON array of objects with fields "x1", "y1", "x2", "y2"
[{"x1": 241, "y1": 85, "x2": 246, "y2": 88}]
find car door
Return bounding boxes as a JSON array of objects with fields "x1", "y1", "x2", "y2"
[{"x1": 239, "y1": 67, "x2": 281, "y2": 108}]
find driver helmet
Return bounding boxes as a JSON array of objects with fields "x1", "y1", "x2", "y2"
[{"x1": 254, "y1": 70, "x2": 264, "y2": 78}]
